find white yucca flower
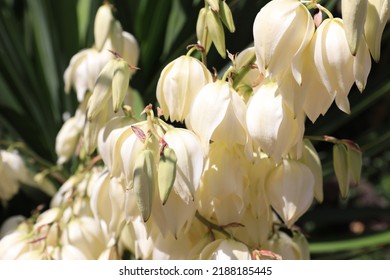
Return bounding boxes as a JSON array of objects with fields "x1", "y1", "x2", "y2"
[
  {"x1": 246, "y1": 81, "x2": 305, "y2": 163},
  {"x1": 157, "y1": 55, "x2": 212, "y2": 122},
  {"x1": 186, "y1": 80, "x2": 248, "y2": 152},
  {"x1": 266, "y1": 159, "x2": 314, "y2": 228},
  {"x1": 253, "y1": 0, "x2": 314, "y2": 84},
  {"x1": 199, "y1": 239, "x2": 251, "y2": 260}
]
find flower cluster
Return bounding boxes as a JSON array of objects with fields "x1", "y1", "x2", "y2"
[{"x1": 0, "y1": 0, "x2": 389, "y2": 260}]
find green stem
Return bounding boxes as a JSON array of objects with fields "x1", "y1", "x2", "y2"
[
  {"x1": 232, "y1": 53, "x2": 256, "y2": 89},
  {"x1": 310, "y1": 230, "x2": 390, "y2": 254},
  {"x1": 195, "y1": 211, "x2": 241, "y2": 241},
  {"x1": 222, "y1": 66, "x2": 235, "y2": 82}
]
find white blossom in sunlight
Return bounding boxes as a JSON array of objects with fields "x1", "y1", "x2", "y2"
[
  {"x1": 246, "y1": 81, "x2": 305, "y2": 163},
  {"x1": 157, "y1": 55, "x2": 212, "y2": 122},
  {"x1": 253, "y1": 0, "x2": 314, "y2": 83},
  {"x1": 186, "y1": 80, "x2": 248, "y2": 152}
]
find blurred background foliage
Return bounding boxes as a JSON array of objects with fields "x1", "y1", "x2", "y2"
[{"x1": 0, "y1": 0, "x2": 389, "y2": 259}]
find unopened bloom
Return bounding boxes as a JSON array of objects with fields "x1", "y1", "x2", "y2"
[
  {"x1": 253, "y1": 0, "x2": 314, "y2": 83},
  {"x1": 156, "y1": 55, "x2": 212, "y2": 122}
]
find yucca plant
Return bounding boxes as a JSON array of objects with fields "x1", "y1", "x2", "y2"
[{"x1": 0, "y1": 0, "x2": 389, "y2": 259}]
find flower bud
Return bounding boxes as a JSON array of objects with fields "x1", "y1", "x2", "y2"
[
  {"x1": 364, "y1": 0, "x2": 390, "y2": 62},
  {"x1": 156, "y1": 55, "x2": 212, "y2": 122},
  {"x1": 345, "y1": 141, "x2": 362, "y2": 185},
  {"x1": 94, "y1": 4, "x2": 114, "y2": 51},
  {"x1": 206, "y1": 8, "x2": 226, "y2": 58},
  {"x1": 342, "y1": 0, "x2": 368, "y2": 55},
  {"x1": 158, "y1": 147, "x2": 177, "y2": 205},
  {"x1": 301, "y1": 139, "x2": 323, "y2": 203},
  {"x1": 196, "y1": 8, "x2": 212, "y2": 52},
  {"x1": 112, "y1": 59, "x2": 130, "y2": 113},
  {"x1": 333, "y1": 143, "x2": 350, "y2": 199},
  {"x1": 253, "y1": 0, "x2": 314, "y2": 82},
  {"x1": 133, "y1": 149, "x2": 157, "y2": 222},
  {"x1": 219, "y1": 1, "x2": 235, "y2": 32}
]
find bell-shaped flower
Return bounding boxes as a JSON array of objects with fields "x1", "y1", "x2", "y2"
[
  {"x1": 311, "y1": 18, "x2": 371, "y2": 114},
  {"x1": 0, "y1": 150, "x2": 36, "y2": 202},
  {"x1": 61, "y1": 216, "x2": 108, "y2": 259},
  {"x1": 98, "y1": 116, "x2": 135, "y2": 178},
  {"x1": 186, "y1": 80, "x2": 247, "y2": 152},
  {"x1": 156, "y1": 55, "x2": 212, "y2": 122},
  {"x1": 90, "y1": 170, "x2": 126, "y2": 234},
  {"x1": 163, "y1": 127, "x2": 204, "y2": 204},
  {"x1": 0, "y1": 222, "x2": 37, "y2": 260},
  {"x1": 199, "y1": 239, "x2": 251, "y2": 260},
  {"x1": 266, "y1": 159, "x2": 314, "y2": 228},
  {"x1": 197, "y1": 142, "x2": 249, "y2": 225},
  {"x1": 364, "y1": 0, "x2": 390, "y2": 62},
  {"x1": 253, "y1": 0, "x2": 314, "y2": 83},
  {"x1": 63, "y1": 44, "x2": 113, "y2": 102},
  {"x1": 55, "y1": 110, "x2": 85, "y2": 165},
  {"x1": 301, "y1": 51, "x2": 336, "y2": 122},
  {"x1": 262, "y1": 231, "x2": 303, "y2": 260},
  {"x1": 0, "y1": 215, "x2": 25, "y2": 238},
  {"x1": 246, "y1": 81, "x2": 305, "y2": 163},
  {"x1": 342, "y1": 0, "x2": 368, "y2": 55}
]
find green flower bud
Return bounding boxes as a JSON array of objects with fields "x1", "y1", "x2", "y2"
[
  {"x1": 112, "y1": 59, "x2": 130, "y2": 113},
  {"x1": 333, "y1": 143, "x2": 349, "y2": 199},
  {"x1": 219, "y1": 1, "x2": 235, "y2": 33},
  {"x1": 196, "y1": 8, "x2": 212, "y2": 52},
  {"x1": 158, "y1": 147, "x2": 177, "y2": 205},
  {"x1": 206, "y1": 8, "x2": 226, "y2": 58},
  {"x1": 133, "y1": 149, "x2": 156, "y2": 222},
  {"x1": 346, "y1": 142, "x2": 362, "y2": 185}
]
